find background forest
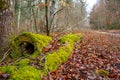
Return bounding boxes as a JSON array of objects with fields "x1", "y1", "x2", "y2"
[
  {"x1": 90, "y1": 0, "x2": 120, "y2": 30},
  {"x1": 0, "y1": 0, "x2": 87, "y2": 53},
  {"x1": 0, "y1": 0, "x2": 120, "y2": 53}
]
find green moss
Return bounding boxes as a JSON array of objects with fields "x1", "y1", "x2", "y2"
[
  {"x1": 30, "y1": 51, "x2": 40, "y2": 58},
  {"x1": 44, "y1": 33, "x2": 83, "y2": 73},
  {"x1": 96, "y1": 69, "x2": 109, "y2": 77},
  {"x1": 0, "y1": 66, "x2": 16, "y2": 74},
  {"x1": 0, "y1": 66, "x2": 42, "y2": 80},
  {"x1": 44, "y1": 53, "x2": 61, "y2": 72},
  {"x1": 10, "y1": 32, "x2": 52, "y2": 58},
  {"x1": 58, "y1": 48, "x2": 70, "y2": 61},
  {"x1": 44, "y1": 44, "x2": 73, "y2": 72},
  {"x1": 11, "y1": 66, "x2": 42, "y2": 80},
  {"x1": 14, "y1": 58, "x2": 30, "y2": 67},
  {"x1": 59, "y1": 33, "x2": 83, "y2": 43}
]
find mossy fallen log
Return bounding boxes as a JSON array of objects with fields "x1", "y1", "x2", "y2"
[
  {"x1": 0, "y1": 33, "x2": 83, "y2": 80},
  {"x1": 44, "y1": 33, "x2": 83, "y2": 72},
  {"x1": 10, "y1": 32, "x2": 52, "y2": 58}
]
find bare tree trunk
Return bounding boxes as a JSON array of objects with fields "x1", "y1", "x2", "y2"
[
  {"x1": 0, "y1": 0, "x2": 13, "y2": 54},
  {"x1": 32, "y1": 8, "x2": 38, "y2": 33},
  {"x1": 45, "y1": 0, "x2": 50, "y2": 36},
  {"x1": 17, "y1": 0, "x2": 21, "y2": 30}
]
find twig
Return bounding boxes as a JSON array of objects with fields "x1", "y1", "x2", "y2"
[
  {"x1": 14, "y1": 57, "x2": 26, "y2": 63},
  {"x1": 46, "y1": 65, "x2": 52, "y2": 80},
  {"x1": 0, "y1": 48, "x2": 11, "y2": 63},
  {"x1": 40, "y1": 55, "x2": 46, "y2": 62},
  {"x1": 48, "y1": 72, "x2": 52, "y2": 80},
  {"x1": 9, "y1": 56, "x2": 27, "y2": 65}
]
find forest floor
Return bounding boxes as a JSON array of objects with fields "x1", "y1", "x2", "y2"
[{"x1": 43, "y1": 30, "x2": 120, "y2": 80}]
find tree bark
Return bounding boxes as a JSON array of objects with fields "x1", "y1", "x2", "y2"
[
  {"x1": 17, "y1": 0, "x2": 21, "y2": 30},
  {"x1": 0, "y1": 0, "x2": 13, "y2": 54},
  {"x1": 32, "y1": 8, "x2": 38, "y2": 33},
  {"x1": 45, "y1": 0, "x2": 50, "y2": 36}
]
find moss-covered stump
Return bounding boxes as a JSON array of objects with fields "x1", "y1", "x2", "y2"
[
  {"x1": 0, "y1": 33, "x2": 83, "y2": 80},
  {"x1": 10, "y1": 32, "x2": 52, "y2": 58}
]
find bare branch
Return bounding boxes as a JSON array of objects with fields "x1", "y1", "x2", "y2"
[{"x1": 49, "y1": 8, "x2": 64, "y2": 31}]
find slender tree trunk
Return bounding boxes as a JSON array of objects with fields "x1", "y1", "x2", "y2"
[
  {"x1": 32, "y1": 8, "x2": 38, "y2": 33},
  {"x1": 45, "y1": 0, "x2": 50, "y2": 36},
  {"x1": 30, "y1": 8, "x2": 33, "y2": 32},
  {"x1": 17, "y1": 0, "x2": 21, "y2": 30}
]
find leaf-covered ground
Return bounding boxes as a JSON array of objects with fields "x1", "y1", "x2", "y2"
[{"x1": 43, "y1": 30, "x2": 120, "y2": 80}]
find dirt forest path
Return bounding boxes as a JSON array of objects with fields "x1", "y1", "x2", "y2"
[
  {"x1": 95, "y1": 30, "x2": 120, "y2": 38},
  {"x1": 43, "y1": 30, "x2": 120, "y2": 80}
]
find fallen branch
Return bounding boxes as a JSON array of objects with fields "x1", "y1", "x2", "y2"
[{"x1": 0, "y1": 48, "x2": 11, "y2": 63}]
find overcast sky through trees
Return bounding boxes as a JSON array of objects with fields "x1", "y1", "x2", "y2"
[{"x1": 86, "y1": 0, "x2": 97, "y2": 12}]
